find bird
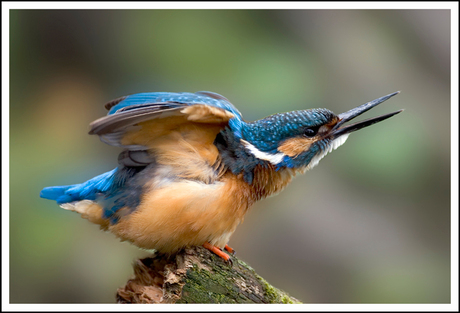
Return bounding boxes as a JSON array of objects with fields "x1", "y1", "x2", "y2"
[{"x1": 40, "y1": 90, "x2": 402, "y2": 262}]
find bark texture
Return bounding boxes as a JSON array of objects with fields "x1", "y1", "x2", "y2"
[{"x1": 116, "y1": 246, "x2": 301, "y2": 304}]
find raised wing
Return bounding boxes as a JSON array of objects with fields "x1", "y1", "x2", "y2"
[{"x1": 89, "y1": 91, "x2": 242, "y2": 150}]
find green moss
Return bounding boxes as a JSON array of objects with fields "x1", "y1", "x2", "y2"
[
  {"x1": 281, "y1": 294, "x2": 301, "y2": 304},
  {"x1": 178, "y1": 263, "x2": 246, "y2": 303},
  {"x1": 176, "y1": 250, "x2": 301, "y2": 304},
  {"x1": 255, "y1": 272, "x2": 301, "y2": 304}
]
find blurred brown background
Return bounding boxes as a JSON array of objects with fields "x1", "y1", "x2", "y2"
[{"x1": 9, "y1": 8, "x2": 452, "y2": 303}]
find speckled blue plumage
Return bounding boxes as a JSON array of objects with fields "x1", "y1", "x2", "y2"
[{"x1": 242, "y1": 109, "x2": 334, "y2": 153}]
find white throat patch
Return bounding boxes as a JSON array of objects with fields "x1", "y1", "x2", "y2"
[
  {"x1": 241, "y1": 134, "x2": 349, "y2": 169},
  {"x1": 241, "y1": 139, "x2": 286, "y2": 165},
  {"x1": 306, "y1": 134, "x2": 350, "y2": 170}
]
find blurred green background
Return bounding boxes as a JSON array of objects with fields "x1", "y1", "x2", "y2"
[{"x1": 9, "y1": 9, "x2": 451, "y2": 303}]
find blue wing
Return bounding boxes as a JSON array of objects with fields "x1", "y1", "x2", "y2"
[
  {"x1": 89, "y1": 91, "x2": 244, "y2": 149},
  {"x1": 40, "y1": 91, "x2": 244, "y2": 218},
  {"x1": 106, "y1": 91, "x2": 242, "y2": 117}
]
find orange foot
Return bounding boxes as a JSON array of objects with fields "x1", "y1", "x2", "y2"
[
  {"x1": 224, "y1": 244, "x2": 235, "y2": 255},
  {"x1": 203, "y1": 242, "x2": 232, "y2": 263}
]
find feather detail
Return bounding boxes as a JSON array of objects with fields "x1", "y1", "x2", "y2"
[
  {"x1": 89, "y1": 104, "x2": 184, "y2": 136},
  {"x1": 61, "y1": 200, "x2": 109, "y2": 230},
  {"x1": 104, "y1": 96, "x2": 127, "y2": 110}
]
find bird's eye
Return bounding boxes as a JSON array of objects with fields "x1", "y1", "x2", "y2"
[{"x1": 303, "y1": 126, "x2": 319, "y2": 137}]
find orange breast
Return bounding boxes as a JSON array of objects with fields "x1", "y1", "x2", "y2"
[{"x1": 109, "y1": 172, "x2": 251, "y2": 254}]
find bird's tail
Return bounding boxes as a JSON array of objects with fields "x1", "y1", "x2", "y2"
[
  {"x1": 40, "y1": 168, "x2": 118, "y2": 205},
  {"x1": 41, "y1": 185, "x2": 110, "y2": 229},
  {"x1": 40, "y1": 185, "x2": 79, "y2": 204}
]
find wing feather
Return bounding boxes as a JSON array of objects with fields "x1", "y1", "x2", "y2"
[
  {"x1": 89, "y1": 92, "x2": 240, "y2": 151},
  {"x1": 89, "y1": 104, "x2": 183, "y2": 136}
]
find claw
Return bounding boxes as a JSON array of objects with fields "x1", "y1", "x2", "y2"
[
  {"x1": 203, "y1": 242, "x2": 232, "y2": 264},
  {"x1": 224, "y1": 244, "x2": 236, "y2": 255},
  {"x1": 227, "y1": 257, "x2": 233, "y2": 267}
]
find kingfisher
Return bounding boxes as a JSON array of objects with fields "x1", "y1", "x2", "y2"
[{"x1": 40, "y1": 91, "x2": 402, "y2": 262}]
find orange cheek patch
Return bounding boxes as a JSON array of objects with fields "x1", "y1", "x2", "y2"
[
  {"x1": 325, "y1": 116, "x2": 339, "y2": 128},
  {"x1": 278, "y1": 137, "x2": 315, "y2": 158}
]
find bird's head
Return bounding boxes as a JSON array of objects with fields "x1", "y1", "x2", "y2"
[{"x1": 240, "y1": 92, "x2": 403, "y2": 172}]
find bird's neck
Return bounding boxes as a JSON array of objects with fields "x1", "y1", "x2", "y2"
[
  {"x1": 215, "y1": 122, "x2": 298, "y2": 201},
  {"x1": 247, "y1": 164, "x2": 296, "y2": 201},
  {"x1": 214, "y1": 123, "x2": 270, "y2": 185}
]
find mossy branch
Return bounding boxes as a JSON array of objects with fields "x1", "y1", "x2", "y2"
[{"x1": 116, "y1": 246, "x2": 301, "y2": 304}]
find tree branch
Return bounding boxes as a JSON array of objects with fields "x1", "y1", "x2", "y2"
[{"x1": 116, "y1": 246, "x2": 301, "y2": 304}]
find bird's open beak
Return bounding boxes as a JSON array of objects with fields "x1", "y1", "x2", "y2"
[{"x1": 331, "y1": 91, "x2": 403, "y2": 138}]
